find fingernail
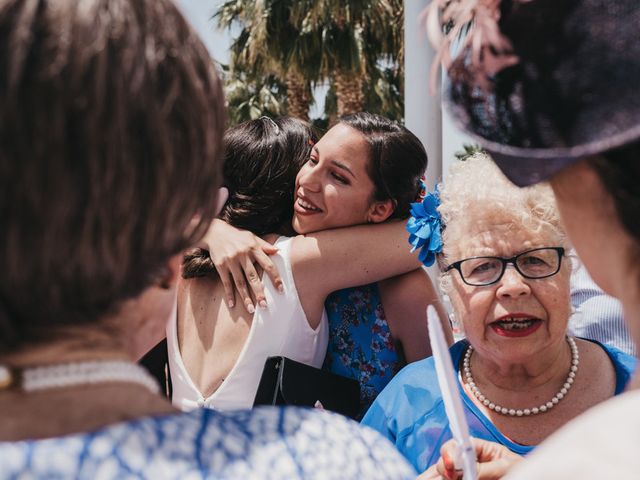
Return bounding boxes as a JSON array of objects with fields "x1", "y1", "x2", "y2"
[
  {"x1": 443, "y1": 454, "x2": 454, "y2": 472},
  {"x1": 277, "y1": 284, "x2": 284, "y2": 293},
  {"x1": 228, "y1": 300, "x2": 234, "y2": 308},
  {"x1": 247, "y1": 304, "x2": 255, "y2": 314},
  {"x1": 259, "y1": 300, "x2": 268, "y2": 309}
]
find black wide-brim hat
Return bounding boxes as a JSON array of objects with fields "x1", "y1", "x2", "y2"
[{"x1": 443, "y1": 0, "x2": 640, "y2": 186}]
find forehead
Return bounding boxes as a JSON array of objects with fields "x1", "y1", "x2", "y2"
[
  {"x1": 447, "y1": 221, "x2": 559, "y2": 260},
  {"x1": 316, "y1": 124, "x2": 370, "y2": 169}
]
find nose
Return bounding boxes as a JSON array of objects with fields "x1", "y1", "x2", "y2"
[
  {"x1": 496, "y1": 265, "x2": 531, "y2": 298},
  {"x1": 298, "y1": 162, "x2": 322, "y2": 193}
]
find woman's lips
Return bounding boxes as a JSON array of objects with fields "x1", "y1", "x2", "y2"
[
  {"x1": 490, "y1": 316, "x2": 543, "y2": 338},
  {"x1": 294, "y1": 196, "x2": 322, "y2": 215}
]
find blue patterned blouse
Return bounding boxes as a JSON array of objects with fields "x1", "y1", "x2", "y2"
[
  {"x1": 323, "y1": 284, "x2": 403, "y2": 416},
  {"x1": 0, "y1": 407, "x2": 416, "y2": 479}
]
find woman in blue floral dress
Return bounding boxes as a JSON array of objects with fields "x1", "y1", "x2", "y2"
[{"x1": 318, "y1": 122, "x2": 450, "y2": 415}]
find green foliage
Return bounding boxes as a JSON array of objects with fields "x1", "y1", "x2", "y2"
[
  {"x1": 214, "y1": 0, "x2": 405, "y2": 126},
  {"x1": 222, "y1": 66, "x2": 286, "y2": 124},
  {"x1": 454, "y1": 144, "x2": 485, "y2": 161},
  {"x1": 364, "y1": 62, "x2": 404, "y2": 124}
]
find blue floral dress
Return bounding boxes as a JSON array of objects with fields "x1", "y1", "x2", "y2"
[{"x1": 323, "y1": 284, "x2": 403, "y2": 416}]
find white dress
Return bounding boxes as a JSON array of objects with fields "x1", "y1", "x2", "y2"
[{"x1": 167, "y1": 236, "x2": 329, "y2": 411}]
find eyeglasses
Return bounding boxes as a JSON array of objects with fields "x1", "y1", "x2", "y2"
[{"x1": 444, "y1": 247, "x2": 565, "y2": 287}]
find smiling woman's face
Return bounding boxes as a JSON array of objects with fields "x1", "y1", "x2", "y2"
[
  {"x1": 446, "y1": 221, "x2": 572, "y2": 365},
  {"x1": 292, "y1": 123, "x2": 383, "y2": 234}
]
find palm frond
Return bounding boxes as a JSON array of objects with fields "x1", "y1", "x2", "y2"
[{"x1": 213, "y1": 0, "x2": 406, "y2": 122}]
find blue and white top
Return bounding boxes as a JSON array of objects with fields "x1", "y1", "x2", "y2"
[
  {"x1": 0, "y1": 407, "x2": 416, "y2": 479},
  {"x1": 569, "y1": 265, "x2": 637, "y2": 355},
  {"x1": 361, "y1": 339, "x2": 636, "y2": 473}
]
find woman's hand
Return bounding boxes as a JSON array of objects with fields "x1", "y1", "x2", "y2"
[
  {"x1": 419, "y1": 438, "x2": 523, "y2": 480},
  {"x1": 199, "y1": 219, "x2": 282, "y2": 313}
]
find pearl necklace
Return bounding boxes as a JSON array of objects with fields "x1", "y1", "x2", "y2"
[
  {"x1": 0, "y1": 360, "x2": 159, "y2": 394},
  {"x1": 463, "y1": 337, "x2": 579, "y2": 417}
]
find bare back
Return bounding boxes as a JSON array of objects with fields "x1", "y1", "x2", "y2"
[
  {"x1": 177, "y1": 276, "x2": 252, "y2": 397},
  {"x1": 174, "y1": 234, "x2": 328, "y2": 406}
]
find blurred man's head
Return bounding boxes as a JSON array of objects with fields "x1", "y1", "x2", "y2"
[{"x1": 0, "y1": 0, "x2": 226, "y2": 352}]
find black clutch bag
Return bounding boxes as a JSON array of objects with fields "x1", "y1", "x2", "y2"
[{"x1": 253, "y1": 356, "x2": 361, "y2": 419}]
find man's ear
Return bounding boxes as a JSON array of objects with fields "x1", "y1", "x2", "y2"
[
  {"x1": 366, "y1": 199, "x2": 395, "y2": 224},
  {"x1": 158, "y1": 253, "x2": 182, "y2": 290}
]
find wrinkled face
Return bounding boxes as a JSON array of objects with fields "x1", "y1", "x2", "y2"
[
  {"x1": 292, "y1": 123, "x2": 381, "y2": 234},
  {"x1": 445, "y1": 222, "x2": 571, "y2": 364}
]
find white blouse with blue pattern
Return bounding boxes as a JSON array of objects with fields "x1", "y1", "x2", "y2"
[{"x1": 0, "y1": 406, "x2": 416, "y2": 479}]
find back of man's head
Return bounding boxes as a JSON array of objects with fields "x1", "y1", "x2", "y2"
[{"x1": 0, "y1": 0, "x2": 226, "y2": 351}]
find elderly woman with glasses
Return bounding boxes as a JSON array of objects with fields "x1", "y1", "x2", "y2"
[{"x1": 361, "y1": 153, "x2": 636, "y2": 473}]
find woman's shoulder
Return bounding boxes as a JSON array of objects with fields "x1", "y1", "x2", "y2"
[
  {"x1": 364, "y1": 341, "x2": 467, "y2": 419},
  {"x1": 379, "y1": 340, "x2": 466, "y2": 391},
  {"x1": 597, "y1": 340, "x2": 637, "y2": 371},
  {"x1": 579, "y1": 337, "x2": 637, "y2": 392},
  {"x1": 600, "y1": 341, "x2": 637, "y2": 393}
]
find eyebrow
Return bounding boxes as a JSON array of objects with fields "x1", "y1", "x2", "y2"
[
  {"x1": 331, "y1": 160, "x2": 355, "y2": 178},
  {"x1": 313, "y1": 146, "x2": 356, "y2": 178}
]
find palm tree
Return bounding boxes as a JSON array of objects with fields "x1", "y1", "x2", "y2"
[
  {"x1": 214, "y1": 0, "x2": 404, "y2": 123},
  {"x1": 223, "y1": 66, "x2": 286, "y2": 124},
  {"x1": 291, "y1": 0, "x2": 404, "y2": 117},
  {"x1": 215, "y1": 0, "x2": 318, "y2": 121}
]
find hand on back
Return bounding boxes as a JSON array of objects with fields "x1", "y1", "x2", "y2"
[{"x1": 199, "y1": 219, "x2": 282, "y2": 313}]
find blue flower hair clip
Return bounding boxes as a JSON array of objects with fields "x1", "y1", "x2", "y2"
[{"x1": 406, "y1": 189, "x2": 443, "y2": 267}]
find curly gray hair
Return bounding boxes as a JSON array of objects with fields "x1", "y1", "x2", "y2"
[{"x1": 437, "y1": 152, "x2": 570, "y2": 291}]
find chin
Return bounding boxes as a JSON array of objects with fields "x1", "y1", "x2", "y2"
[
  {"x1": 292, "y1": 216, "x2": 320, "y2": 235},
  {"x1": 292, "y1": 217, "x2": 307, "y2": 235},
  {"x1": 290, "y1": 218, "x2": 299, "y2": 234}
]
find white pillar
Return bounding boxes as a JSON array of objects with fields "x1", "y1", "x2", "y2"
[
  {"x1": 404, "y1": 0, "x2": 441, "y2": 191},
  {"x1": 404, "y1": 0, "x2": 446, "y2": 297},
  {"x1": 442, "y1": 86, "x2": 475, "y2": 178}
]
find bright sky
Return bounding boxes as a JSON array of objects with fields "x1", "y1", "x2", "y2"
[
  {"x1": 176, "y1": 0, "x2": 230, "y2": 65},
  {"x1": 176, "y1": 0, "x2": 327, "y2": 118}
]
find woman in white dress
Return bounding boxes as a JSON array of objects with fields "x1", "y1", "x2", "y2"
[{"x1": 169, "y1": 115, "x2": 449, "y2": 411}]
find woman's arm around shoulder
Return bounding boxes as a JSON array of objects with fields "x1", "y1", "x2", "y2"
[{"x1": 290, "y1": 220, "x2": 421, "y2": 311}]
